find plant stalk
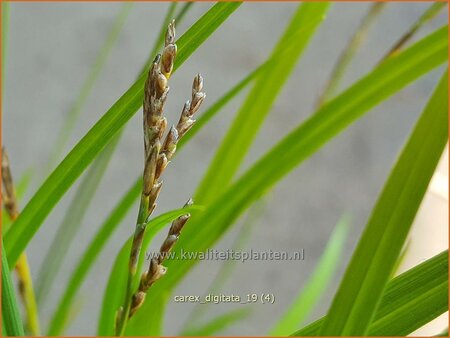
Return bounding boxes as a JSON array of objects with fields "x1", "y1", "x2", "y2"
[{"x1": 2, "y1": 148, "x2": 41, "y2": 336}]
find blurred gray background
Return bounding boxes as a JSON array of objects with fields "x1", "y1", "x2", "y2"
[{"x1": 3, "y1": 2, "x2": 448, "y2": 336}]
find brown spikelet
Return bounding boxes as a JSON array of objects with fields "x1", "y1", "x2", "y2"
[{"x1": 119, "y1": 19, "x2": 206, "y2": 332}]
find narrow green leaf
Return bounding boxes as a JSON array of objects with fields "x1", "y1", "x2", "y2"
[
  {"x1": 5, "y1": 2, "x2": 242, "y2": 267},
  {"x1": 319, "y1": 70, "x2": 448, "y2": 335},
  {"x1": 2, "y1": 243, "x2": 24, "y2": 336},
  {"x1": 130, "y1": 26, "x2": 448, "y2": 335},
  {"x1": 269, "y1": 215, "x2": 349, "y2": 335},
  {"x1": 370, "y1": 275, "x2": 447, "y2": 335},
  {"x1": 180, "y1": 308, "x2": 251, "y2": 336},
  {"x1": 46, "y1": 178, "x2": 140, "y2": 335},
  {"x1": 195, "y1": 2, "x2": 330, "y2": 204},
  {"x1": 36, "y1": 135, "x2": 120, "y2": 306},
  {"x1": 48, "y1": 3, "x2": 132, "y2": 168},
  {"x1": 97, "y1": 205, "x2": 204, "y2": 336},
  {"x1": 293, "y1": 250, "x2": 448, "y2": 336}
]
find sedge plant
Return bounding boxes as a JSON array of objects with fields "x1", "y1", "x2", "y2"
[{"x1": 1, "y1": 2, "x2": 448, "y2": 336}]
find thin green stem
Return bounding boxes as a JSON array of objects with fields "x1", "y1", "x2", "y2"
[
  {"x1": 316, "y1": 3, "x2": 385, "y2": 108},
  {"x1": 380, "y1": 2, "x2": 446, "y2": 62}
]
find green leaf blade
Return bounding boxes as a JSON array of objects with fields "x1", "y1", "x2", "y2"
[
  {"x1": 293, "y1": 250, "x2": 448, "y2": 336},
  {"x1": 195, "y1": 2, "x2": 330, "y2": 204},
  {"x1": 319, "y1": 70, "x2": 448, "y2": 335}
]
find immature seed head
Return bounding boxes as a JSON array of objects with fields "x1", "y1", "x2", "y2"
[
  {"x1": 142, "y1": 20, "x2": 178, "y2": 199},
  {"x1": 127, "y1": 20, "x2": 204, "y2": 322}
]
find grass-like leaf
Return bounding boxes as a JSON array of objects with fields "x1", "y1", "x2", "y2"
[
  {"x1": 269, "y1": 215, "x2": 349, "y2": 335},
  {"x1": 97, "y1": 205, "x2": 204, "y2": 335},
  {"x1": 5, "y1": 2, "x2": 242, "y2": 267},
  {"x1": 195, "y1": 2, "x2": 330, "y2": 203},
  {"x1": 369, "y1": 255, "x2": 448, "y2": 336},
  {"x1": 180, "y1": 308, "x2": 251, "y2": 336},
  {"x1": 2, "y1": 242, "x2": 24, "y2": 336},
  {"x1": 293, "y1": 250, "x2": 448, "y2": 336},
  {"x1": 319, "y1": 70, "x2": 448, "y2": 335},
  {"x1": 128, "y1": 26, "x2": 448, "y2": 335}
]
